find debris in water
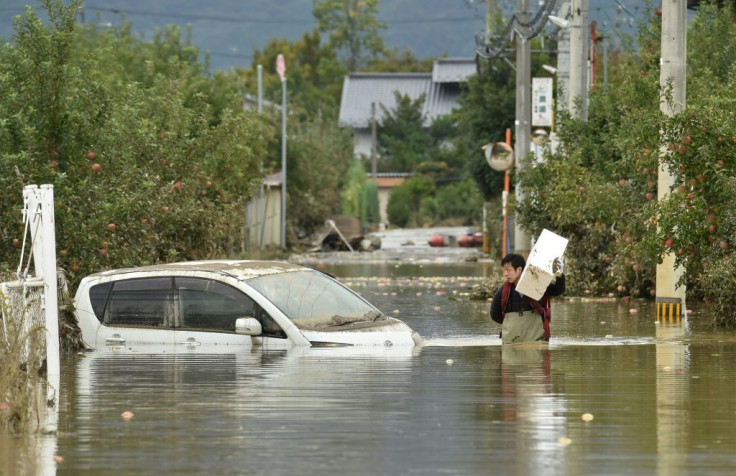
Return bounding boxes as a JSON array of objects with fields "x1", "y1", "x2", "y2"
[
  {"x1": 558, "y1": 437, "x2": 572, "y2": 446},
  {"x1": 605, "y1": 334, "x2": 613, "y2": 339},
  {"x1": 433, "y1": 306, "x2": 441, "y2": 311},
  {"x1": 121, "y1": 411, "x2": 135, "y2": 420},
  {"x1": 392, "y1": 310, "x2": 400, "y2": 314},
  {"x1": 629, "y1": 308, "x2": 638, "y2": 314},
  {"x1": 581, "y1": 413, "x2": 594, "y2": 422},
  {"x1": 446, "y1": 359, "x2": 454, "y2": 366},
  {"x1": 53, "y1": 455, "x2": 64, "y2": 464}
]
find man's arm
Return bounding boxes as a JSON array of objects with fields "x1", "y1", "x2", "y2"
[
  {"x1": 489, "y1": 286, "x2": 504, "y2": 323},
  {"x1": 545, "y1": 274, "x2": 565, "y2": 297}
]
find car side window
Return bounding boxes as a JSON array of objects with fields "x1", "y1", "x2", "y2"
[
  {"x1": 176, "y1": 278, "x2": 256, "y2": 332},
  {"x1": 89, "y1": 282, "x2": 113, "y2": 322},
  {"x1": 105, "y1": 278, "x2": 175, "y2": 327}
]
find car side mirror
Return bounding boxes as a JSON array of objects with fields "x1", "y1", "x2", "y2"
[{"x1": 235, "y1": 317, "x2": 262, "y2": 336}]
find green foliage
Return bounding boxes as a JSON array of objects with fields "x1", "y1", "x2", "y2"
[
  {"x1": 386, "y1": 186, "x2": 411, "y2": 227},
  {"x1": 240, "y1": 30, "x2": 348, "y2": 124},
  {"x1": 432, "y1": 179, "x2": 484, "y2": 223},
  {"x1": 453, "y1": 61, "x2": 515, "y2": 199},
  {"x1": 313, "y1": 0, "x2": 387, "y2": 72},
  {"x1": 367, "y1": 46, "x2": 436, "y2": 72},
  {"x1": 386, "y1": 175, "x2": 435, "y2": 227},
  {"x1": 340, "y1": 162, "x2": 380, "y2": 226},
  {"x1": 378, "y1": 92, "x2": 430, "y2": 172},
  {"x1": 453, "y1": 37, "x2": 555, "y2": 200},
  {"x1": 363, "y1": 180, "x2": 380, "y2": 224},
  {"x1": 280, "y1": 120, "x2": 353, "y2": 239},
  {"x1": 0, "y1": 0, "x2": 269, "y2": 285},
  {"x1": 515, "y1": 4, "x2": 736, "y2": 324}
]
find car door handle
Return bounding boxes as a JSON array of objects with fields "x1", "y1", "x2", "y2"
[
  {"x1": 105, "y1": 336, "x2": 126, "y2": 345},
  {"x1": 179, "y1": 337, "x2": 201, "y2": 346}
]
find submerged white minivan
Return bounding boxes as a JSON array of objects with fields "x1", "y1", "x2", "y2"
[{"x1": 74, "y1": 260, "x2": 421, "y2": 351}]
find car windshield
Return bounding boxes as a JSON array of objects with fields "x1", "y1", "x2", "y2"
[{"x1": 246, "y1": 270, "x2": 386, "y2": 330}]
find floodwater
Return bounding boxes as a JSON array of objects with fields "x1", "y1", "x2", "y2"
[{"x1": 3, "y1": 257, "x2": 736, "y2": 475}]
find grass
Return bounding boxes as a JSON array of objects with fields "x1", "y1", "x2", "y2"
[{"x1": 0, "y1": 293, "x2": 47, "y2": 433}]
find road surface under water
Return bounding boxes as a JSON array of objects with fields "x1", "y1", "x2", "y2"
[{"x1": 2, "y1": 256, "x2": 735, "y2": 475}]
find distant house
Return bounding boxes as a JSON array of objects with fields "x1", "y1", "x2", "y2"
[
  {"x1": 338, "y1": 58, "x2": 477, "y2": 158},
  {"x1": 338, "y1": 58, "x2": 476, "y2": 226}
]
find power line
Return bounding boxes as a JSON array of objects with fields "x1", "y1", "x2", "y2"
[
  {"x1": 85, "y1": 5, "x2": 483, "y2": 26},
  {"x1": 85, "y1": 6, "x2": 311, "y2": 24}
]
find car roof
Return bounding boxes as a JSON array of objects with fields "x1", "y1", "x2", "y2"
[{"x1": 84, "y1": 260, "x2": 309, "y2": 282}]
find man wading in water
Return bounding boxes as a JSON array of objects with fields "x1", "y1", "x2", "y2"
[{"x1": 490, "y1": 253, "x2": 565, "y2": 344}]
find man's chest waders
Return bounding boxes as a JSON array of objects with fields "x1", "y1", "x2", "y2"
[{"x1": 500, "y1": 281, "x2": 551, "y2": 344}]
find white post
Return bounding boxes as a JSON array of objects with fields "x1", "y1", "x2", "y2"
[
  {"x1": 280, "y1": 77, "x2": 287, "y2": 249},
  {"x1": 39, "y1": 185, "x2": 59, "y2": 433}
]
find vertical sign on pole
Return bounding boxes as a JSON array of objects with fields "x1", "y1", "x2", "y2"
[
  {"x1": 276, "y1": 54, "x2": 287, "y2": 249},
  {"x1": 532, "y1": 77, "x2": 554, "y2": 127}
]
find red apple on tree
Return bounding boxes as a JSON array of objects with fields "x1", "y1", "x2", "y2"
[
  {"x1": 719, "y1": 240, "x2": 729, "y2": 250},
  {"x1": 91, "y1": 163, "x2": 102, "y2": 172},
  {"x1": 99, "y1": 248, "x2": 108, "y2": 257},
  {"x1": 87, "y1": 151, "x2": 96, "y2": 160},
  {"x1": 107, "y1": 223, "x2": 116, "y2": 231},
  {"x1": 664, "y1": 238, "x2": 674, "y2": 248}
]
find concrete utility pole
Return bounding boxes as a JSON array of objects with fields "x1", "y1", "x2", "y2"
[
  {"x1": 568, "y1": 0, "x2": 589, "y2": 120},
  {"x1": 513, "y1": 0, "x2": 532, "y2": 256},
  {"x1": 485, "y1": 0, "x2": 496, "y2": 36},
  {"x1": 555, "y1": 1, "x2": 571, "y2": 114},
  {"x1": 656, "y1": 0, "x2": 687, "y2": 319},
  {"x1": 371, "y1": 102, "x2": 377, "y2": 181}
]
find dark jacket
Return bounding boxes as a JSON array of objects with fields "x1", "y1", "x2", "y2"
[{"x1": 489, "y1": 274, "x2": 565, "y2": 324}]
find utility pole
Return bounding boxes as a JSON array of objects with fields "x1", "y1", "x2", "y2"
[
  {"x1": 513, "y1": 0, "x2": 532, "y2": 257},
  {"x1": 483, "y1": 0, "x2": 498, "y2": 255},
  {"x1": 568, "y1": 0, "x2": 589, "y2": 120},
  {"x1": 656, "y1": 0, "x2": 687, "y2": 320},
  {"x1": 485, "y1": 0, "x2": 496, "y2": 36},
  {"x1": 370, "y1": 102, "x2": 377, "y2": 181},
  {"x1": 555, "y1": 2, "x2": 571, "y2": 114},
  {"x1": 276, "y1": 54, "x2": 287, "y2": 249}
]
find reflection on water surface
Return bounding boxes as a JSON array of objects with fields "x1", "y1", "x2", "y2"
[{"x1": 5, "y1": 262, "x2": 736, "y2": 475}]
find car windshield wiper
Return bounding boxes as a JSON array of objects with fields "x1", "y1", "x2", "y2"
[{"x1": 324, "y1": 310, "x2": 387, "y2": 328}]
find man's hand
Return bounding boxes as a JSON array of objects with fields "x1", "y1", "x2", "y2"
[{"x1": 552, "y1": 258, "x2": 564, "y2": 277}]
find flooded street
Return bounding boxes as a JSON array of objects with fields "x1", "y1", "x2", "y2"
[{"x1": 4, "y1": 232, "x2": 736, "y2": 475}]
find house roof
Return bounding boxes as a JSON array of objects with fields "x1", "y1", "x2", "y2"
[
  {"x1": 338, "y1": 58, "x2": 475, "y2": 129},
  {"x1": 338, "y1": 73, "x2": 432, "y2": 128},
  {"x1": 432, "y1": 57, "x2": 477, "y2": 83}
]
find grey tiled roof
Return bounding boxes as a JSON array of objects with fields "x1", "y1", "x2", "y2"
[
  {"x1": 338, "y1": 73, "x2": 432, "y2": 128},
  {"x1": 338, "y1": 58, "x2": 476, "y2": 129},
  {"x1": 432, "y1": 58, "x2": 478, "y2": 83}
]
